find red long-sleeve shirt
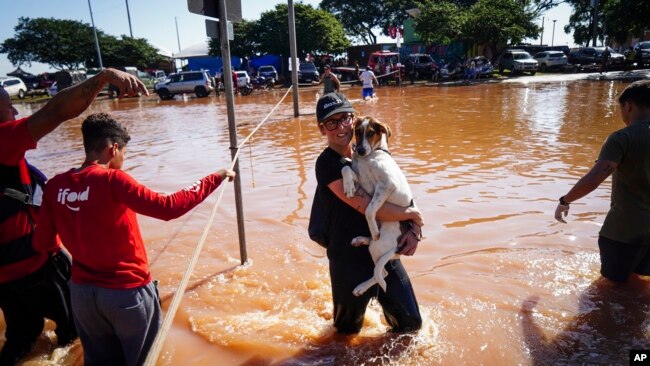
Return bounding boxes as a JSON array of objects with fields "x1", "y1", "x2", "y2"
[{"x1": 34, "y1": 163, "x2": 223, "y2": 289}]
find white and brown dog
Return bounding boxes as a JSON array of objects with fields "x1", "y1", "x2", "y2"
[{"x1": 342, "y1": 116, "x2": 415, "y2": 296}]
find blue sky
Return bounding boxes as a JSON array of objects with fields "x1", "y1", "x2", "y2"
[{"x1": 0, "y1": 0, "x2": 574, "y2": 75}]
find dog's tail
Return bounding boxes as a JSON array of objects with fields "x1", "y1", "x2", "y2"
[{"x1": 374, "y1": 248, "x2": 398, "y2": 292}]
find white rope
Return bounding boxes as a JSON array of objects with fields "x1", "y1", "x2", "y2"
[
  {"x1": 375, "y1": 69, "x2": 401, "y2": 79},
  {"x1": 143, "y1": 86, "x2": 294, "y2": 366}
]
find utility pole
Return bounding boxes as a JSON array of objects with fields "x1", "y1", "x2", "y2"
[
  {"x1": 540, "y1": 17, "x2": 544, "y2": 46},
  {"x1": 551, "y1": 20, "x2": 557, "y2": 47},
  {"x1": 125, "y1": 0, "x2": 133, "y2": 37},
  {"x1": 591, "y1": 0, "x2": 599, "y2": 47},
  {"x1": 175, "y1": 16, "x2": 181, "y2": 52},
  {"x1": 87, "y1": 0, "x2": 103, "y2": 68}
]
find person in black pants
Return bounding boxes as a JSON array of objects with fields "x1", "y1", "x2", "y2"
[{"x1": 313, "y1": 92, "x2": 423, "y2": 334}]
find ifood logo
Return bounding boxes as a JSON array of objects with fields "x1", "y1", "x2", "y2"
[{"x1": 57, "y1": 187, "x2": 90, "y2": 212}]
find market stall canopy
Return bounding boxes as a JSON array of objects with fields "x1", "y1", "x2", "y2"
[
  {"x1": 149, "y1": 42, "x2": 174, "y2": 59},
  {"x1": 173, "y1": 41, "x2": 210, "y2": 59},
  {"x1": 7, "y1": 67, "x2": 35, "y2": 78}
]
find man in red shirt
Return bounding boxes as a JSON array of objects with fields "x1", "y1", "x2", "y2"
[
  {"x1": 33, "y1": 113, "x2": 235, "y2": 366},
  {"x1": 0, "y1": 69, "x2": 147, "y2": 365}
]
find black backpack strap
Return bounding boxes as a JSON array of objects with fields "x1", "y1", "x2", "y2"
[{"x1": 2, "y1": 187, "x2": 32, "y2": 205}]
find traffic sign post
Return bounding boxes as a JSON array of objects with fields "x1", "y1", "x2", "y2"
[
  {"x1": 188, "y1": 0, "x2": 247, "y2": 265},
  {"x1": 187, "y1": 0, "x2": 242, "y2": 22}
]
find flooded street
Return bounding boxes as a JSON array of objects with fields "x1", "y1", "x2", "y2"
[{"x1": 6, "y1": 77, "x2": 649, "y2": 365}]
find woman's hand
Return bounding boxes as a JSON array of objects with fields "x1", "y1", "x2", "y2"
[
  {"x1": 397, "y1": 221, "x2": 422, "y2": 256},
  {"x1": 406, "y1": 206, "x2": 424, "y2": 227}
]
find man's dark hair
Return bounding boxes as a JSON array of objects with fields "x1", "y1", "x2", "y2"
[
  {"x1": 619, "y1": 80, "x2": 650, "y2": 109},
  {"x1": 81, "y1": 113, "x2": 131, "y2": 154}
]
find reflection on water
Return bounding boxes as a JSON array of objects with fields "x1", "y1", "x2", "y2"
[{"x1": 4, "y1": 79, "x2": 641, "y2": 365}]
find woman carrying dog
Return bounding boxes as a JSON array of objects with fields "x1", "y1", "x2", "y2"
[{"x1": 313, "y1": 92, "x2": 423, "y2": 334}]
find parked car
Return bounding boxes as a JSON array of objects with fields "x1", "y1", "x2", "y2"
[
  {"x1": 0, "y1": 76, "x2": 28, "y2": 99},
  {"x1": 633, "y1": 41, "x2": 650, "y2": 67},
  {"x1": 439, "y1": 59, "x2": 463, "y2": 80},
  {"x1": 257, "y1": 65, "x2": 278, "y2": 83},
  {"x1": 533, "y1": 51, "x2": 568, "y2": 71},
  {"x1": 298, "y1": 62, "x2": 319, "y2": 83},
  {"x1": 405, "y1": 53, "x2": 436, "y2": 79},
  {"x1": 470, "y1": 56, "x2": 494, "y2": 78},
  {"x1": 594, "y1": 47, "x2": 625, "y2": 68},
  {"x1": 53, "y1": 70, "x2": 86, "y2": 91},
  {"x1": 235, "y1": 71, "x2": 250, "y2": 87},
  {"x1": 568, "y1": 47, "x2": 598, "y2": 65},
  {"x1": 568, "y1": 47, "x2": 624, "y2": 69},
  {"x1": 497, "y1": 50, "x2": 538, "y2": 75},
  {"x1": 154, "y1": 70, "x2": 214, "y2": 100},
  {"x1": 146, "y1": 69, "x2": 167, "y2": 83}
]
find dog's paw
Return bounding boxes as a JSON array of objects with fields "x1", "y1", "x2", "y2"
[
  {"x1": 351, "y1": 236, "x2": 370, "y2": 247},
  {"x1": 353, "y1": 284, "x2": 367, "y2": 297},
  {"x1": 370, "y1": 232, "x2": 380, "y2": 241},
  {"x1": 343, "y1": 182, "x2": 356, "y2": 198}
]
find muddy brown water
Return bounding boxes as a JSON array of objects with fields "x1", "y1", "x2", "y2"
[{"x1": 4, "y1": 78, "x2": 649, "y2": 365}]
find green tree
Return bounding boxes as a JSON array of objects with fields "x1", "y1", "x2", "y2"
[
  {"x1": 99, "y1": 36, "x2": 165, "y2": 69},
  {"x1": 563, "y1": 0, "x2": 650, "y2": 46},
  {"x1": 0, "y1": 17, "x2": 97, "y2": 70},
  {"x1": 413, "y1": 1, "x2": 466, "y2": 45},
  {"x1": 599, "y1": 0, "x2": 650, "y2": 45},
  {"x1": 320, "y1": 0, "x2": 412, "y2": 44},
  {"x1": 523, "y1": 0, "x2": 565, "y2": 18},
  {"x1": 208, "y1": 19, "x2": 260, "y2": 57},
  {"x1": 413, "y1": 0, "x2": 539, "y2": 57},
  {"x1": 464, "y1": 0, "x2": 539, "y2": 57},
  {"x1": 564, "y1": 0, "x2": 600, "y2": 46},
  {"x1": 255, "y1": 3, "x2": 349, "y2": 58}
]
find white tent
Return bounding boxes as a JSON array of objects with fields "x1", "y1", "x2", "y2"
[
  {"x1": 173, "y1": 41, "x2": 210, "y2": 59},
  {"x1": 149, "y1": 42, "x2": 174, "y2": 59}
]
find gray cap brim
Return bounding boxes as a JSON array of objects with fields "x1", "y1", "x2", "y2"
[{"x1": 319, "y1": 106, "x2": 356, "y2": 122}]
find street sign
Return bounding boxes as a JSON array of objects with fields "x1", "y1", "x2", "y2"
[
  {"x1": 187, "y1": 0, "x2": 242, "y2": 22},
  {"x1": 206, "y1": 19, "x2": 233, "y2": 40}
]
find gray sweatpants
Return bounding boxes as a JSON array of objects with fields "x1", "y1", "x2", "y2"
[{"x1": 70, "y1": 281, "x2": 161, "y2": 366}]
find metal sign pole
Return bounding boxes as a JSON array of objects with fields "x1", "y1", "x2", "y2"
[
  {"x1": 288, "y1": 0, "x2": 299, "y2": 117},
  {"x1": 218, "y1": 0, "x2": 247, "y2": 264}
]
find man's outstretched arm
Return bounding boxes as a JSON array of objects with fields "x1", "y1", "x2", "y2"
[
  {"x1": 555, "y1": 159, "x2": 617, "y2": 223},
  {"x1": 27, "y1": 68, "x2": 148, "y2": 142}
]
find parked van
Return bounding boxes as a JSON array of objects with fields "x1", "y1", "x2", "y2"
[{"x1": 367, "y1": 50, "x2": 400, "y2": 71}]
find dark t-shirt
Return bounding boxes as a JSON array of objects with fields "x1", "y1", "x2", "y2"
[
  {"x1": 315, "y1": 147, "x2": 372, "y2": 260},
  {"x1": 598, "y1": 120, "x2": 650, "y2": 245}
]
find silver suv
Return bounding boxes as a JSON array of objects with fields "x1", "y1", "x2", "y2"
[
  {"x1": 155, "y1": 70, "x2": 214, "y2": 100},
  {"x1": 497, "y1": 50, "x2": 538, "y2": 75}
]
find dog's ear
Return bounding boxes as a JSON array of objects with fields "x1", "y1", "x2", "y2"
[
  {"x1": 378, "y1": 120, "x2": 392, "y2": 138},
  {"x1": 353, "y1": 116, "x2": 365, "y2": 129}
]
